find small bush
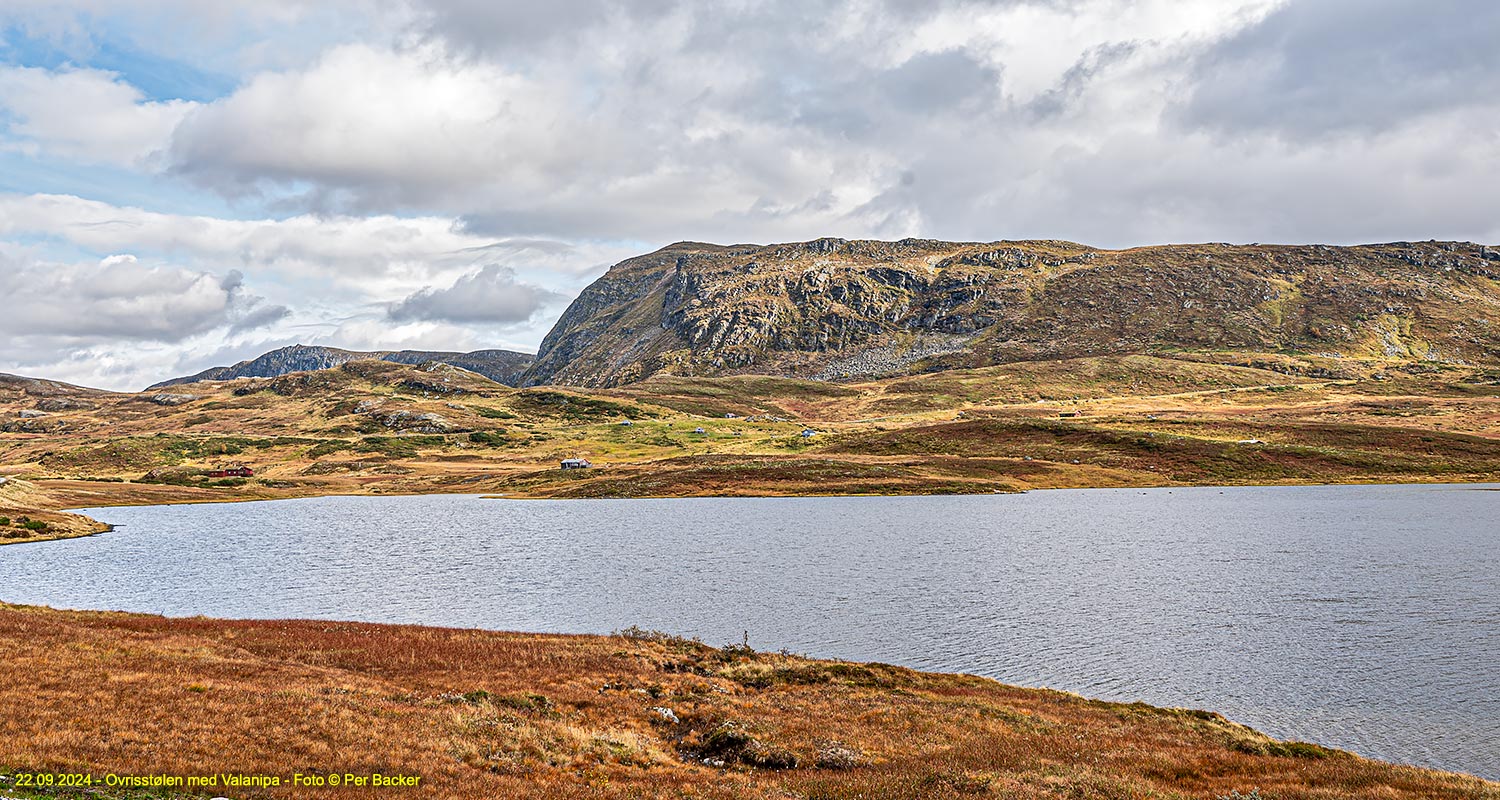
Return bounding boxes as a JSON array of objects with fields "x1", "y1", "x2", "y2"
[
  {"x1": 699, "y1": 721, "x2": 800, "y2": 770},
  {"x1": 615, "y1": 626, "x2": 701, "y2": 648},
  {"x1": 1230, "y1": 737, "x2": 1333, "y2": 759},
  {"x1": 307, "y1": 441, "x2": 350, "y2": 458},
  {"x1": 0, "y1": 517, "x2": 9, "y2": 526},
  {"x1": 701, "y1": 722, "x2": 755, "y2": 757},
  {"x1": 21, "y1": 520, "x2": 49, "y2": 531},
  {"x1": 468, "y1": 431, "x2": 507, "y2": 446},
  {"x1": 495, "y1": 693, "x2": 552, "y2": 712},
  {"x1": 439, "y1": 690, "x2": 489, "y2": 705},
  {"x1": 742, "y1": 740, "x2": 800, "y2": 770}
]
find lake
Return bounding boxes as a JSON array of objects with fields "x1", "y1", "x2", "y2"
[{"x1": 2, "y1": 484, "x2": 1496, "y2": 779}]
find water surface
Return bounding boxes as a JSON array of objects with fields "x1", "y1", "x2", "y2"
[{"x1": 3, "y1": 484, "x2": 1496, "y2": 779}]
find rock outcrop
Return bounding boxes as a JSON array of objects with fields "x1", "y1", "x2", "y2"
[
  {"x1": 521, "y1": 238, "x2": 1500, "y2": 387},
  {"x1": 149, "y1": 345, "x2": 534, "y2": 390}
]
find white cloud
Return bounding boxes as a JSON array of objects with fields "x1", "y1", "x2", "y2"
[
  {"x1": 13, "y1": 0, "x2": 1496, "y2": 250},
  {"x1": 0, "y1": 193, "x2": 631, "y2": 295},
  {"x1": 389, "y1": 264, "x2": 565, "y2": 324},
  {"x1": 0, "y1": 65, "x2": 196, "y2": 167},
  {"x1": 4, "y1": 0, "x2": 1500, "y2": 391},
  {"x1": 169, "y1": 43, "x2": 573, "y2": 206},
  {"x1": 6, "y1": 0, "x2": 1496, "y2": 249},
  {"x1": 0, "y1": 246, "x2": 250, "y2": 341},
  {"x1": 0, "y1": 193, "x2": 630, "y2": 389}
]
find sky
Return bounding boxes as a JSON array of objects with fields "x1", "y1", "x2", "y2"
[{"x1": 1, "y1": 0, "x2": 1497, "y2": 391}]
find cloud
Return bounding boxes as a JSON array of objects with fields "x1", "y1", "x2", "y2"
[
  {"x1": 149, "y1": 0, "x2": 1307, "y2": 246},
  {"x1": 12, "y1": 0, "x2": 1497, "y2": 253},
  {"x1": 0, "y1": 192, "x2": 632, "y2": 293},
  {"x1": 0, "y1": 65, "x2": 196, "y2": 166},
  {"x1": 875, "y1": 49, "x2": 1003, "y2": 114},
  {"x1": 167, "y1": 42, "x2": 584, "y2": 210},
  {"x1": 229, "y1": 302, "x2": 292, "y2": 333},
  {"x1": 0, "y1": 247, "x2": 254, "y2": 341},
  {"x1": 408, "y1": 0, "x2": 680, "y2": 55},
  {"x1": 6, "y1": 0, "x2": 1500, "y2": 393},
  {"x1": 388, "y1": 265, "x2": 564, "y2": 324},
  {"x1": 0, "y1": 192, "x2": 625, "y2": 390},
  {"x1": 1179, "y1": 0, "x2": 1500, "y2": 139}
]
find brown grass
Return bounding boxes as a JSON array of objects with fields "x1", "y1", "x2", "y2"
[
  {"x1": 0, "y1": 604, "x2": 1494, "y2": 800},
  {"x1": 3, "y1": 353, "x2": 1500, "y2": 533}
]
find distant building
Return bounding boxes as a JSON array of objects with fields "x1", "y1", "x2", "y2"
[
  {"x1": 693, "y1": 427, "x2": 707, "y2": 434},
  {"x1": 725, "y1": 413, "x2": 737, "y2": 418},
  {"x1": 207, "y1": 466, "x2": 254, "y2": 478},
  {"x1": 619, "y1": 420, "x2": 634, "y2": 426},
  {"x1": 1058, "y1": 412, "x2": 1079, "y2": 418},
  {"x1": 800, "y1": 429, "x2": 816, "y2": 438},
  {"x1": 560, "y1": 458, "x2": 592, "y2": 470}
]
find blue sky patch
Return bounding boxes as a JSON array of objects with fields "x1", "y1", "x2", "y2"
[{"x1": 1, "y1": 23, "x2": 235, "y2": 103}]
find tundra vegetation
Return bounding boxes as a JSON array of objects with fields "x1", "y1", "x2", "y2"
[
  {"x1": 0, "y1": 604, "x2": 1494, "y2": 800},
  {"x1": 2, "y1": 349, "x2": 1499, "y2": 541}
]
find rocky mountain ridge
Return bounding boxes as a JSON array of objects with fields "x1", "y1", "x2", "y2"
[
  {"x1": 520, "y1": 238, "x2": 1500, "y2": 387},
  {"x1": 129, "y1": 238, "x2": 1500, "y2": 392},
  {"x1": 149, "y1": 345, "x2": 533, "y2": 390}
]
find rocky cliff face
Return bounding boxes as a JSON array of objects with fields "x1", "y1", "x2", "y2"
[
  {"x1": 521, "y1": 238, "x2": 1500, "y2": 387},
  {"x1": 150, "y1": 345, "x2": 533, "y2": 390}
]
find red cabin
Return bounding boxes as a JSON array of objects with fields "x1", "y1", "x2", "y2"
[{"x1": 207, "y1": 467, "x2": 254, "y2": 478}]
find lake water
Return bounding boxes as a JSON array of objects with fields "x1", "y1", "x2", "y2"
[{"x1": 2, "y1": 484, "x2": 1497, "y2": 779}]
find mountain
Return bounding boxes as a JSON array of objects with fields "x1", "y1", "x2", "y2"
[
  {"x1": 0, "y1": 373, "x2": 113, "y2": 399},
  {"x1": 149, "y1": 345, "x2": 533, "y2": 390},
  {"x1": 521, "y1": 238, "x2": 1500, "y2": 387}
]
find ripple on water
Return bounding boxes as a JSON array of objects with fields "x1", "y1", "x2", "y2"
[{"x1": 0, "y1": 483, "x2": 1495, "y2": 779}]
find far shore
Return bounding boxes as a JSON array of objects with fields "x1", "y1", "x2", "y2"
[
  {"x1": 5, "y1": 350, "x2": 1499, "y2": 548},
  {"x1": 6, "y1": 473, "x2": 1500, "y2": 548}
]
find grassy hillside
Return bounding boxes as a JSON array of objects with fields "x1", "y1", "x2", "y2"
[
  {"x1": 0, "y1": 603, "x2": 1494, "y2": 800},
  {"x1": 3, "y1": 352, "x2": 1500, "y2": 540}
]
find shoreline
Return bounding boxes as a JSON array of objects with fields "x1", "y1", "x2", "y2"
[
  {"x1": 3, "y1": 596, "x2": 1491, "y2": 783},
  {"x1": 1, "y1": 601, "x2": 1495, "y2": 799},
  {"x1": 6, "y1": 474, "x2": 1497, "y2": 547}
]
